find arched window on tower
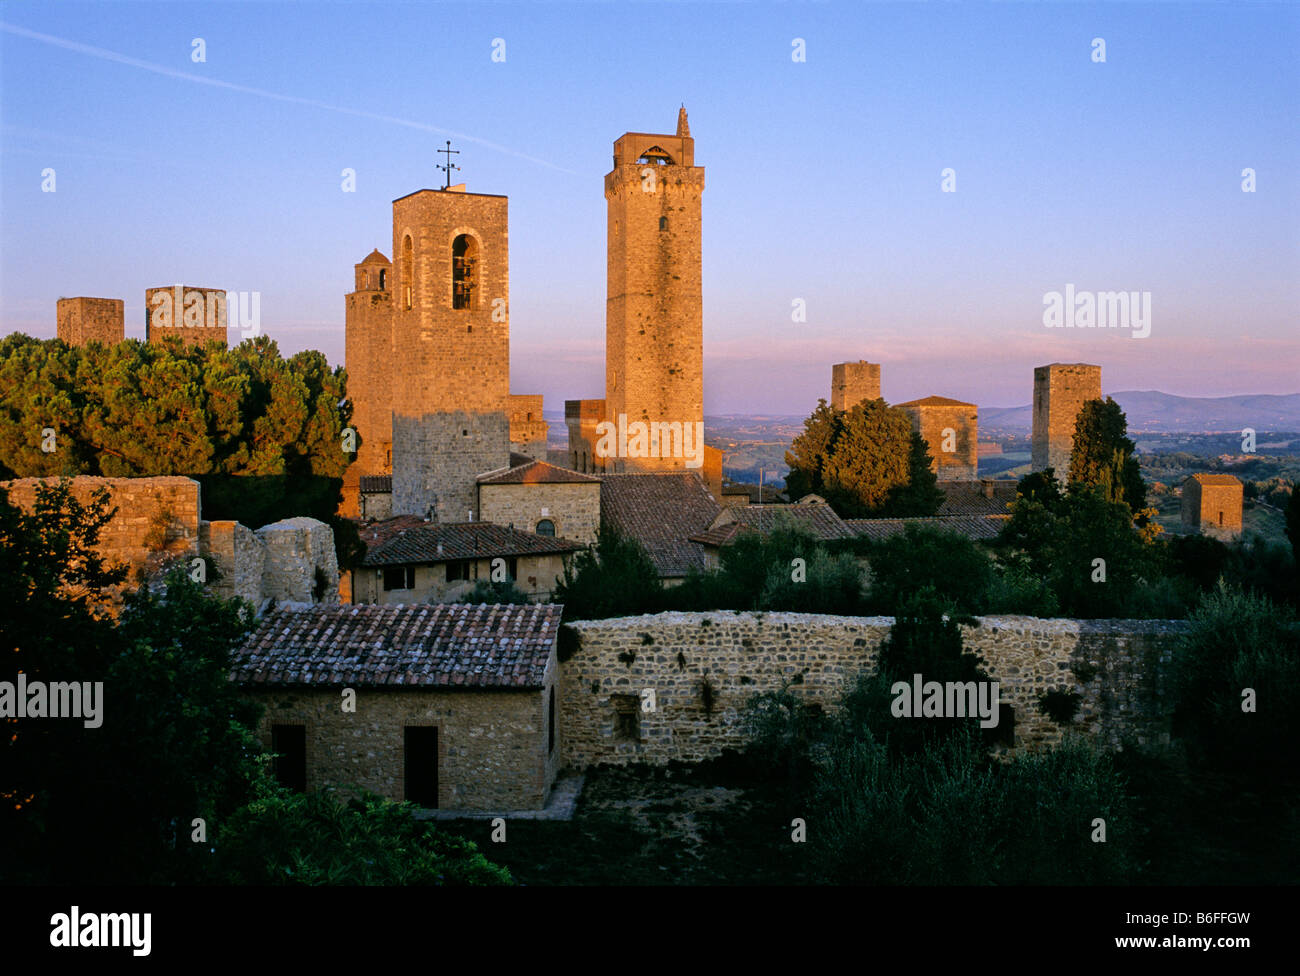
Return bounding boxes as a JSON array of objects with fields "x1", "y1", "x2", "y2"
[
  {"x1": 536, "y1": 519, "x2": 555, "y2": 537},
  {"x1": 378, "y1": 268, "x2": 386, "y2": 291},
  {"x1": 659, "y1": 216, "x2": 668, "y2": 232},
  {"x1": 452, "y1": 234, "x2": 479, "y2": 310},
  {"x1": 401, "y1": 236, "x2": 413, "y2": 310}
]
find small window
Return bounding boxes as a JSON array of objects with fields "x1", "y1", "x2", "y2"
[
  {"x1": 659, "y1": 216, "x2": 668, "y2": 231},
  {"x1": 446, "y1": 560, "x2": 473, "y2": 582},
  {"x1": 536, "y1": 519, "x2": 555, "y2": 537},
  {"x1": 401, "y1": 235, "x2": 413, "y2": 310},
  {"x1": 378, "y1": 268, "x2": 386, "y2": 290},
  {"x1": 1218, "y1": 511, "x2": 1224, "y2": 526},
  {"x1": 612, "y1": 694, "x2": 640, "y2": 741},
  {"x1": 452, "y1": 234, "x2": 478, "y2": 309},
  {"x1": 383, "y1": 565, "x2": 415, "y2": 590},
  {"x1": 271, "y1": 724, "x2": 307, "y2": 792}
]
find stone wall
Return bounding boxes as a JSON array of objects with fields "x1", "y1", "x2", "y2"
[
  {"x1": 250, "y1": 679, "x2": 556, "y2": 811},
  {"x1": 0, "y1": 475, "x2": 201, "y2": 586},
  {"x1": 258, "y1": 517, "x2": 340, "y2": 605},
  {"x1": 478, "y1": 481, "x2": 601, "y2": 545},
  {"x1": 560, "y1": 611, "x2": 1184, "y2": 768},
  {"x1": 145, "y1": 285, "x2": 229, "y2": 348},
  {"x1": 831, "y1": 361, "x2": 881, "y2": 412},
  {"x1": 342, "y1": 284, "x2": 394, "y2": 517},
  {"x1": 56, "y1": 297, "x2": 124, "y2": 347},
  {"x1": 1031, "y1": 363, "x2": 1102, "y2": 478},
  {"x1": 898, "y1": 399, "x2": 978, "y2": 481},
  {"x1": 392, "y1": 411, "x2": 510, "y2": 521},
  {"x1": 199, "y1": 520, "x2": 262, "y2": 605},
  {"x1": 352, "y1": 551, "x2": 572, "y2": 605},
  {"x1": 508, "y1": 394, "x2": 548, "y2": 460}
]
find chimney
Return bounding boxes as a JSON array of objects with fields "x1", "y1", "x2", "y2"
[{"x1": 982, "y1": 480, "x2": 994, "y2": 499}]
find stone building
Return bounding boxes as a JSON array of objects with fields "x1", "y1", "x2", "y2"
[
  {"x1": 599, "y1": 472, "x2": 720, "y2": 584},
  {"x1": 1181, "y1": 473, "x2": 1243, "y2": 536},
  {"x1": 144, "y1": 285, "x2": 228, "y2": 347},
  {"x1": 508, "y1": 395, "x2": 548, "y2": 460},
  {"x1": 831, "y1": 360, "x2": 882, "y2": 412},
  {"x1": 342, "y1": 249, "x2": 394, "y2": 515},
  {"x1": 1, "y1": 475, "x2": 339, "y2": 610},
  {"x1": 231, "y1": 602, "x2": 563, "y2": 812},
  {"x1": 477, "y1": 457, "x2": 602, "y2": 546},
  {"x1": 56, "y1": 297, "x2": 124, "y2": 347},
  {"x1": 352, "y1": 516, "x2": 581, "y2": 604},
  {"x1": 1031, "y1": 363, "x2": 1102, "y2": 480},
  {"x1": 896, "y1": 395, "x2": 979, "y2": 481},
  {"x1": 565, "y1": 109, "x2": 717, "y2": 493},
  {"x1": 358, "y1": 474, "x2": 393, "y2": 521}
]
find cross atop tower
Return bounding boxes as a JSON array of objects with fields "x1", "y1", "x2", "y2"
[{"x1": 437, "y1": 140, "x2": 461, "y2": 190}]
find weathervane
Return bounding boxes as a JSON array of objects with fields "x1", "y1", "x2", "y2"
[{"x1": 437, "y1": 140, "x2": 461, "y2": 189}]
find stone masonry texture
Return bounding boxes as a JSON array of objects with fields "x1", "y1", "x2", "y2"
[
  {"x1": 831, "y1": 361, "x2": 881, "y2": 412},
  {"x1": 1032, "y1": 363, "x2": 1102, "y2": 479},
  {"x1": 603, "y1": 114, "x2": 704, "y2": 474},
  {"x1": 560, "y1": 611, "x2": 1183, "y2": 768},
  {"x1": 897, "y1": 398, "x2": 978, "y2": 481},
  {"x1": 56, "y1": 297, "x2": 124, "y2": 347}
]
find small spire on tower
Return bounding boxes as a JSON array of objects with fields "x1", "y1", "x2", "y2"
[{"x1": 676, "y1": 105, "x2": 690, "y2": 138}]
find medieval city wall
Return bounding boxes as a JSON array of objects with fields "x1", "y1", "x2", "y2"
[{"x1": 560, "y1": 611, "x2": 1184, "y2": 768}]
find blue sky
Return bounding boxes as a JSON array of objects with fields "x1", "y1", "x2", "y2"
[{"x1": 2, "y1": 1, "x2": 1296, "y2": 414}]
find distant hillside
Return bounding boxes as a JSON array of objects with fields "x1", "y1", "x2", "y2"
[{"x1": 982, "y1": 392, "x2": 1300, "y2": 434}]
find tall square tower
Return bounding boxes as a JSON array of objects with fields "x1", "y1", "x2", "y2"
[
  {"x1": 390, "y1": 186, "x2": 511, "y2": 520},
  {"x1": 603, "y1": 108, "x2": 705, "y2": 472},
  {"x1": 1031, "y1": 363, "x2": 1102, "y2": 480},
  {"x1": 831, "y1": 361, "x2": 881, "y2": 412},
  {"x1": 57, "y1": 297, "x2": 124, "y2": 347}
]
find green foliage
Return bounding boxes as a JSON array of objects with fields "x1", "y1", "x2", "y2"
[
  {"x1": 1287, "y1": 486, "x2": 1300, "y2": 565},
  {"x1": 554, "y1": 526, "x2": 663, "y2": 620},
  {"x1": 741, "y1": 687, "x2": 831, "y2": 789},
  {"x1": 883, "y1": 431, "x2": 946, "y2": 517},
  {"x1": 866, "y1": 524, "x2": 994, "y2": 614},
  {"x1": 1169, "y1": 584, "x2": 1300, "y2": 773},
  {"x1": 0, "y1": 333, "x2": 357, "y2": 564},
  {"x1": 0, "y1": 483, "x2": 265, "y2": 883},
  {"x1": 999, "y1": 477, "x2": 1161, "y2": 618},
  {"x1": 213, "y1": 786, "x2": 513, "y2": 885},
  {"x1": 808, "y1": 732, "x2": 1139, "y2": 885},
  {"x1": 1165, "y1": 533, "x2": 1232, "y2": 592},
  {"x1": 758, "y1": 547, "x2": 863, "y2": 614},
  {"x1": 453, "y1": 578, "x2": 532, "y2": 605},
  {"x1": 1069, "y1": 396, "x2": 1147, "y2": 513},
  {"x1": 1039, "y1": 689, "x2": 1083, "y2": 724},
  {"x1": 785, "y1": 398, "x2": 939, "y2": 517}
]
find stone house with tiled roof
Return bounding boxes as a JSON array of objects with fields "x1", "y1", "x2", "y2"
[
  {"x1": 476, "y1": 457, "x2": 602, "y2": 546},
  {"x1": 935, "y1": 479, "x2": 1019, "y2": 516},
  {"x1": 1181, "y1": 473, "x2": 1243, "y2": 537},
  {"x1": 598, "y1": 472, "x2": 721, "y2": 583},
  {"x1": 352, "y1": 518, "x2": 581, "y2": 604},
  {"x1": 231, "y1": 602, "x2": 563, "y2": 811},
  {"x1": 896, "y1": 395, "x2": 979, "y2": 481}
]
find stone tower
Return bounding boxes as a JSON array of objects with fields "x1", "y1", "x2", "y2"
[
  {"x1": 57, "y1": 297, "x2": 124, "y2": 347},
  {"x1": 389, "y1": 186, "x2": 511, "y2": 521},
  {"x1": 341, "y1": 249, "x2": 393, "y2": 517},
  {"x1": 1031, "y1": 363, "x2": 1102, "y2": 480},
  {"x1": 897, "y1": 396, "x2": 978, "y2": 481},
  {"x1": 1181, "y1": 474, "x2": 1243, "y2": 537},
  {"x1": 603, "y1": 107, "x2": 705, "y2": 473},
  {"x1": 831, "y1": 361, "x2": 881, "y2": 412},
  {"x1": 144, "y1": 285, "x2": 228, "y2": 347}
]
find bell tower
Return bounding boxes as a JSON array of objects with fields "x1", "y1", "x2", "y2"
[{"x1": 603, "y1": 107, "x2": 705, "y2": 472}]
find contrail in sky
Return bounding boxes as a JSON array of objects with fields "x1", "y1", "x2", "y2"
[{"x1": 0, "y1": 21, "x2": 578, "y2": 175}]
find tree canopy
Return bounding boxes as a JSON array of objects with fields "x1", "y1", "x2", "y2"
[
  {"x1": 1068, "y1": 396, "x2": 1147, "y2": 514},
  {"x1": 784, "y1": 398, "x2": 943, "y2": 517}
]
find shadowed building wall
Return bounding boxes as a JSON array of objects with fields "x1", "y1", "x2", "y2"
[{"x1": 1032, "y1": 363, "x2": 1102, "y2": 480}]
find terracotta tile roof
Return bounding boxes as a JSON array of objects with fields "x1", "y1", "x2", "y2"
[
  {"x1": 359, "y1": 249, "x2": 390, "y2": 266},
  {"x1": 722, "y1": 483, "x2": 788, "y2": 503},
  {"x1": 361, "y1": 521, "x2": 582, "y2": 566},
  {"x1": 359, "y1": 474, "x2": 392, "y2": 493},
  {"x1": 724, "y1": 503, "x2": 856, "y2": 540},
  {"x1": 689, "y1": 523, "x2": 743, "y2": 548},
  {"x1": 478, "y1": 458, "x2": 601, "y2": 485},
  {"x1": 358, "y1": 515, "x2": 427, "y2": 551},
  {"x1": 1188, "y1": 473, "x2": 1242, "y2": 486},
  {"x1": 509, "y1": 451, "x2": 534, "y2": 467},
  {"x1": 896, "y1": 395, "x2": 977, "y2": 408},
  {"x1": 845, "y1": 515, "x2": 1010, "y2": 543},
  {"x1": 936, "y1": 480, "x2": 1019, "y2": 516},
  {"x1": 599, "y1": 472, "x2": 720, "y2": 577},
  {"x1": 230, "y1": 602, "x2": 561, "y2": 689}
]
